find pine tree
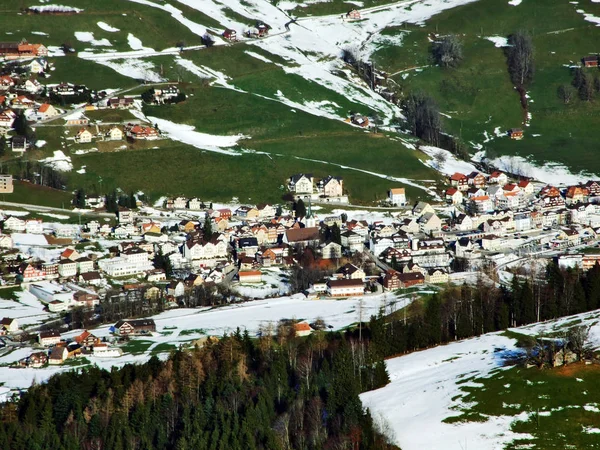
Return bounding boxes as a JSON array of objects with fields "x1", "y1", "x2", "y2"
[{"x1": 202, "y1": 215, "x2": 213, "y2": 239}]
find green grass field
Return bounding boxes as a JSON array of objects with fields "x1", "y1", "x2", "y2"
[
  {"x1": 3, "y1": 181, "x2": 73, "y2": 208},
  {"x1": 371, "y1": 0, "x2": 600, "y2": 175},
  {"x1": 447, "y1": 363, "x2": 600, "y2": 449}
]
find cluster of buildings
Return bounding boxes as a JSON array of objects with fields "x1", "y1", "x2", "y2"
[{"x1": 288, "y1": 173, "x2": 348, "y2": 203}]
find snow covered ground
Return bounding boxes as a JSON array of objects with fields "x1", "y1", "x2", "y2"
[{"x1": 361, "y1": 309, "x2": 600, "y2": 450}]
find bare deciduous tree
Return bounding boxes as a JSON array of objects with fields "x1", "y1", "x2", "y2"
[
  {"x1": 507, "y1": 31, "x2": 535, "y2": 87},
  {"x1": 432, "y1": 35, "x2": 463, "y2": 68},
  {"x1": 433, "y1": 150, "x2": 447, "y2": 169},
  {"x1": 557, "y1": 84, "x2": 576, "y2": 104}
]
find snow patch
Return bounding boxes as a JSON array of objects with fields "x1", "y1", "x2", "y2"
[
  {"x1": 74, "y1": 31, "x2": 111, "y2": 47},
  {"x1": 97, "y1": 21, "x2": 120, "y2": 32},
  {"x1": 28, "y1": 5, "x2": 83, "y2": 13},
  {"x1": 40, "y1": 150, "x2": 73, "y2": 172},
  {"x1": 485, "y1": 36, "x2": 509, "y2": 47}
]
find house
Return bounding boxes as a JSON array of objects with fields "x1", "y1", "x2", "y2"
[
  {"x1": 79, "y1": 271, "x2": 103, "y2": 286},
  {"x1": 73, "y1": 291, "x2": 99, "y2": 308},
  {"x1": 582, "y1": 55, "x2": 599, "y2": 67},
  {"x1": 319, "y1": 176, "x2": 344, "y2": 197},
  {"x1": 0, "y1": 317, "x2": 18, "y2": 334},
  {"x1": 449, "y1": 173, "x2": 469, "y2": 191},
  {"x1": 37, "y1": 103, "x2": 58, "y2": 119},
  {"x1": 0, "y1": 174, "x2": 13, "y2": 193},
  {"x1": 470, "y1": 195, "x2": 494, "y2": 214},
  {"x1": 288, "y1": 173, "x2": 314, "y2": 195},
  {"x1": 188, "y1": 198, "x2": 202, "y2": 210},
  {"x1": 167, "y1": 280, "x2": 185, "y2": 298},
  {"x1": 425, "y1": 268, "x2": 448, "y2": 284},
  {"x1": 341, "y1": 230, "x2": 364, "y2": 253},
  {"x1": 283, "y1": 227, "x2": 320, "y2": 246},
  {"x1": 565, "y1": 186, "x2": 589, "y2": 205},
  {"x1": 413, "y1": 201, "x2": 435, "y2": 216},
  {"x1": 336, "y1": 263, "x2": 366, "y2": 281},
  {"x1": 27, "y1": 58, "x2": 47, "y2": 74},
  {"x1": 106, "y1": 126, "x2": 123, "y2": 141},
  {"x1": 236, "y1": 205, "x2": 259, "y2": 219},
  {"x1": 327, "y1": 279, "x2": 364, "y2": 297},
  {"x1": 346, "y1": 9, "x2": 361, "y2": 20},
  {"x1": 418, "y1": 212, "x2": 442, "y2": 235},
  {"x1": 11, "y1": 135, "x2": 27, "y2": 154},
  {"x1": 256, "y1": 21, "x2": 270, "y2": 37},
  {"x1": 28, "y1": 352, "x2": 48, "y2": 368},
  {"x1": 517, "y1": 180, "x2": 534, "y2": 195},
  {"x1": 467, "y1": 171, "x2": 487, "y2": 188},
  {"x1": 454, "y1": 213, "x2": 474, "y2": 231},
  {"x1": 127, "y1": 125, "x2": 159, "y2": 140},
  {"x1": 153, "y1": 86, "x2": 179, "y2": 103},
  {"x1": 0, "y1": 75, "x2": 14, "y2": 90},
  {"x1": 76, "y1": 256, "x2": 94, "y2": 274},
  {"x1": 38, "y1": 330, "x2": 61, "y2": 346},
  {"x1": 76, "y1": 128, "x2": 93, "y2": 143},
  {"x1": 382, "y1": 270, "x2": 401, "y2": 290},
  {"x1": 112, "y1": 319, "x2": 156, "y2": 336},
  {"x1": 321, "y1": 241, "x2": 342, "y2": 259},
  {"x1": 389, "y1": 188, "x2": 407, "y2": 206},
  {"x1": 508, "y1": 128, "x2": 524, "y2": 140},
  {"x1": 74, "y1": 330, "x2": 98, "y2": 347},
  {"x1": 48, "y1": 346, "x2": 69, "y2": 365},
  {"x1": 488, "y1": 171, "x2": 508, "y2": 185},
  {"x1": 108, "y1": 97, "x2": 135, "y2": 109},
  {"x1": 4, "y1": 216, "x2": 26, "y2": 231},
  {"x1": 397, "y1": 272, "x2": 425, "y2": 288},
  {"x1": 0, "y1": 110, "x2": 15, "y2": 128},
  {"x1": 445, "y1": 188, "x2": 463, "y2": 205},
  {"x1": 294, "y1": 322, "x2": 313, "y2": 337},
  {"x1": 239, "y1": 270, "x2": 262, "y2": 284},
  {"x1": 256, "y1": 203, "x2": 276, "y2": 218},
  {"x1": 57, "y1": 259, "x2": 77, "y2": 278},
  {"x1": 223, "y1": 28, "x2": 237, "y2": 41}
]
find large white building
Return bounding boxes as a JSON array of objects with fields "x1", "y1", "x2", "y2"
[{"x1": 98, "y1": 248, "x2": 153, "y2": 277}]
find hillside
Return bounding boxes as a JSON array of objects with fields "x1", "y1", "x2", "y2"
[{"x1": 361, "y1": 308, "x2": 600, "y2": 450}]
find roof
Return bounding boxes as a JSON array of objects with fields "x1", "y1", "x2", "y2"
[
  {"x1": 39, "y1": 330, "x2": 60, "y2": 339},
  {"x1": 450, "y1": 172, "x2": 467, "y2": 181},
  {"x1": 390, "y1": 188, "x2": 405, "y2": 194},
  {"x1": 446, "y1": 188, "x2": 459, "y2": 195},
  {"x1": 114, "y1": 318, "x2": 156, "y2": 328},
  {"x1": 294, "y1": 322, "x2": 312, "y2": 332},
  {"x1": 518, "y1": 180, "x2": 531, "y2": 187},
  {"x1": 239, "y1": 270, "x2": 262, "y2": 277},
  {"x1": 38, "y1": 103, "x2": 52, "y2": 113},
  {"x1": 285, "y1": 227, "x2": 320, "y2": 243},
  {"x1": 328, "y1": 279, "x2": 364, "y2": 288}
]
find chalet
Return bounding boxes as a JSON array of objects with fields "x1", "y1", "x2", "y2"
[
  {"x1": 382, "y1": 270, "x2": 401, "y2": 290},
  {"x1": 74, "y1": 330, "x2": 98, "y2": 347},
  {"x1": 49, "y1": 346, "x2": 69, "y2": 365},
  {"x1": 582, "y1": 55, "x2": 599, "y2": 68},
  {"x1": 446, "y1": 188, "x2": 463, "y2": 205},
  {"x1": 585, "y1": 181, "x2": 600, "y2": 202},
  {"x1": 38, "y1": 330, "x2": 61, "y2": 346},
  {"x1": 73, "y1": 291, "x2": 99, "y2": 308},
  {"x1": 28, "y1": 352, "x2": 48, "y2": 368},
  {"x1": 223, "y1": 29, "x2": 237, "y2": 41},
  {"x1": 288, "y1": 173, "x2": 314, "y2": 195},
  {"x1": 108, "y1": 97, "x2": 135, "y2": 109},
  {"x1": 508, "y1": 128, "x2": 524, "y2": 140},
  {"x1": 112, "y1": 319, "x2": 156, "y2": 336},
  {"x1": 11, "y1": 135, "x2": 27, "y2": 153},
  {"x1": 76, "y1": 128, "x2": 93, "y2": 143},
  {"x1": 346, "y1": 9, "x2": 361, "y2": 20},
  {"x1": 449, "y1": 172, "x2": 469, "y2": 191},
  {"x1": 0, "y1": 40, "x2": 47, "y2": 58},
  {"x1": 0, "y1": 110, "x2": 15, "y2": 128},
  {"x1": 127, "y1": 124, "x2": 159, "y2": 140},
  {"x1": 27, "y1": 58, "x2": 47, "y2": 74},
  {"x1": 389, "y1": 188, "x2": 407, "y2": 206},
  {"x1": 327, "y1": 279, "x2": 364, "y2": 297},
  {"x1": 467, "y1": 171, "x2": 487, "y2": 188},
  {"x1": 0, "y1": 75, "x2": 14, "y2": 90}
]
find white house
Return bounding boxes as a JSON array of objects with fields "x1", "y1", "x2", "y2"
[
  {"x1": 57, "y1": 260, "x2": 77, "y2": 278},
  {"x1": 327, "y1": 279, "x2": 364, "y2": 297},
  {"x1": 76, "y1": 128, "x2": 93, "y2": 143},
  {"x1": 288, "y1": 174, "x2": 314, "y2": 195},
  {"x1": 321, "y1": 241, "x2": 342, "y2": 259},
  {"x1": 388, "y1": 188, "x2": 407, "y2": 206},
  {"x1": 4, "y1": 216, "x2": 26, "y2": 232},
  {"x1": 106, "y1": 126, "x2": 123, "y2": 141},
  {"x1": 25, "y1": 219, "x2": 43, "y2": 234}
]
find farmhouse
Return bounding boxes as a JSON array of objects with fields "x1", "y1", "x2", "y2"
[
  {"x1": 294, "y1": 322, "x2": 313, "y2": 337},
  {"x1": 127, "y1": 125, "x2": 159, "y2": 140},
  {"x1": 508, "y1": 128, "x2": 524, "y2": 140},
  {"x1": 48, "y1": 346, "x2": 69, "y2": 365},
  {"x1": 112, "y1": 319, "x2": 156, "y2": 336}
]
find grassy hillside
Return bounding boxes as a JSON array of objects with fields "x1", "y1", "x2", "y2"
[{"x1": 371, "y1": 0, "x2": 600, "y2": 175}]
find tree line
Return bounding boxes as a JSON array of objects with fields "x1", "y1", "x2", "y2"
[{"x1": 0, "y1": 327, "x2": 396, "y2": 450}]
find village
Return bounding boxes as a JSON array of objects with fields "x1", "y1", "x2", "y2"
[{"x1": 1, "y1": 31, "x2": 600, "y2": 380}]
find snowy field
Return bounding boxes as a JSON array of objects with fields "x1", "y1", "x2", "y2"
[{"x1": 360, "y1": 309, "x2": 600, "y2": 450}]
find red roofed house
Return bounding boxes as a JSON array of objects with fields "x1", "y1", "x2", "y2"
[
  {"x1": 445, "y1": 187, "x2": 463, "y2": 205},
  {"x1": 238, "y1": 270, "x2": 262, "y2": 284},
  {"x1": 127, "y1": 125, "x2": 159, "y2": 140},
  {"x1": 517, "y1": 180, "x2": 534, "y2": 195},
  {"x1": 449, "y1": 173, "x2": 469, "y2": 191},
  {"x1": 503, "y1": 183, "x2": 520, "y2": 194},
  {"x1": 74, "y1": 330, "x2": 98, "y2": 347},
  {"x1": 565, "y1": 186, "x2": 589, "y2": 205},
  {"x1": 222, "y1": 29, "x2": 237, "y2": 41},
  {"x1": 38, "y1": 103, "x2": 58, "y2": 119},
  {"x1": 61, "y1": 248, "x2": 80, "y2": 261},
  {"x1": 294, "y1": 322, "x2": 313, "y2": 337},
  {"x1": 488, "y1": 171, "x2": 508, "y2": 185},
  {"x1": 327, "y1": 279, "x2": 364, "y2": 297}
]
